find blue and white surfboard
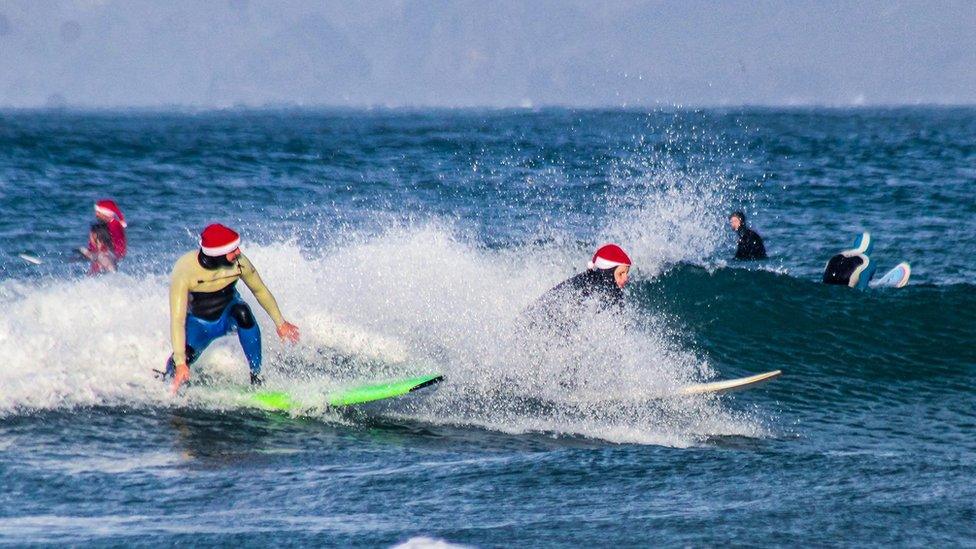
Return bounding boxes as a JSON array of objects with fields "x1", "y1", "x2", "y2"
[{"x1": 871, "y1": 262, "x2": 911, "y2": 289}]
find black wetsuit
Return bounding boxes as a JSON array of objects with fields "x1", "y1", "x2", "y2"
[
  {"x1": 190, "y1": 251, "x2": 242, "y2": 320},
  {"x1": 823, "y1": 254, "x2": 866, "y2": 286},
  {"x1": 544, "y1": 269, "x2": 624, "y2": 310},
  {"x1": 527, "y1": 268, "x2": 624, "y2": 336},
  {"x1": 735, "y1": 226, "x2": 767, "y2": 260}
]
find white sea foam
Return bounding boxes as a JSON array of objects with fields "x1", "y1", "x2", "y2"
[
  {"x1": 0, "y1": 188, "x2": 766, "y2": 446},
  {"x1": 391, "y1": 537, "x2": 471, "y2": 549}
]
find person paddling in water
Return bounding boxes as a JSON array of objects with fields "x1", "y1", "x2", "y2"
[
  {"x1": 79, "y1": 199, "x2": 128, "y2": 274},
  {"x1": 528, "y1": 244, "x2": 632, "y2": 334},
  {"x1": 165, "y1": 223, "x2": 300, "y2": 394},
  {"x1": 729, "y1": 211, "x2": 767, "y2": 260}
]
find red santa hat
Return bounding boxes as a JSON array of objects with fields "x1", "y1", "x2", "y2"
[
  {"x1": 94, "y1": 199, "x2": 127, "y2": 228},
  {"x1": 587, "y1": 243, "x2": 632, "y2": 270},
  {"x1": 200, "y1": 224, "x2": 241, "y2": 257}
]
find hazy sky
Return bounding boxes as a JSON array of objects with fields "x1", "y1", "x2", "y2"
[{"x1": 1, "y1": 0, "x2": 974, "y2": 108}]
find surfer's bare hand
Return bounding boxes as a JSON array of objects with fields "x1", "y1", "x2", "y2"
[
  {"x1": 276, "y1": 321, "x2": 300, "y2": 343},
  {"x1": 171, "y1": 363, "x2": 190, "y2": 395}
]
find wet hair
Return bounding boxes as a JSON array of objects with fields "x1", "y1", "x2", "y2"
[
  {"x1": 90, "y1": 222, "x2": 113, "y2": 251},
  {"x1": 730, "y1": 211, "x2": 746, "y2": 223}
]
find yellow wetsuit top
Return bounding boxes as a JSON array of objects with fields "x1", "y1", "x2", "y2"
[{"x1": 169, "y1": 251, "x2": 285, "y2": 365}]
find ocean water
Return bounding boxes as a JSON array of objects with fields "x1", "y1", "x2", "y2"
[{"x1": 0, "y1": 108, "x2": 974, "y2": 546}]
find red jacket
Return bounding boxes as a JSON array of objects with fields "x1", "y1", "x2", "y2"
[{"x1": 106, "y1": 218, "x2": 127, "y2": 259}]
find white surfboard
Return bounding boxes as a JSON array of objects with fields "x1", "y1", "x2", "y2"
[
  {"x1": 17, "y1": 253, "x2": 42, "y2": 265},
  {"x1": 871, "y1": 262, "x2": 910, "y2": 288},
  {"x1": 677, "y1": 370, "x2": 781, "y2": 396}
]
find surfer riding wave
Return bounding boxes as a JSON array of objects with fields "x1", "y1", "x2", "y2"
[
  {"x1": 524, "y1": 243, "x2": 632, "y2": 344},
  {"x1": 164, "y1": 224, "x2": 300, "y2": 393},
  {"x1": 510, "y1": 242, "x2": 649, "y2": 393}
]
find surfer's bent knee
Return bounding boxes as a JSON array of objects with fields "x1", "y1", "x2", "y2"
[{"x1": 230, "y1": 302, "x2": 256, "y2": 329}]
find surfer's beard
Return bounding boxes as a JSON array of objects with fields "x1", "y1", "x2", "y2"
[{"x1": 197, "y1": 250, "x2": 238, "y2": 270}]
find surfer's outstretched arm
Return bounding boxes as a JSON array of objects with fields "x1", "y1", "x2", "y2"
[{"x1": 238, "y1": 255, "x2": 300, "y2": 343}]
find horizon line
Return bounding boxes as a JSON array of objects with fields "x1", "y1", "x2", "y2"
[{"x1": 3, "y1": 102, "x2": 976, "y2": 114}]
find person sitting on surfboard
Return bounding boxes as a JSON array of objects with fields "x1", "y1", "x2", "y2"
[
  {"x1": 164, "y1": 223, "x2": 300, "y2": 393},
  {"x1": 729, "y1": 211, "x2": 767, "y2": 260},
  {"x1": 78, "y1": 199, "x2": 128, "y2": 274},
  {"x1": 822, "y1": 232, "x2": 876, "y2": 289},
  {"x1": 527, "y1": 244, "x2": 632, "y2": 335}
]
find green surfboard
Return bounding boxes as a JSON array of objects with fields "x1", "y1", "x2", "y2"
[{"x1": 247, "y1": 373, "x2": 443, "y2": 412}]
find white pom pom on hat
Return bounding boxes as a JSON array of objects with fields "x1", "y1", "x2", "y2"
[{"x1": 94, "y1": 199, "x2": 127, "y2": 228}]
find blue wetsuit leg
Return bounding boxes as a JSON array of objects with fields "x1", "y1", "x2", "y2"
[
  {"x1": 228, "y1": 300, "x2": 262, "y2": 375},
  {"x1": 164, "y1": 311, "x2": 234, "y2": 376}
]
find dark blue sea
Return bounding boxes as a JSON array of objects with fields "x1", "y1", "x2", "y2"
[{"x1": 1, "y1": 108, "x2": 974, "y2": 547}]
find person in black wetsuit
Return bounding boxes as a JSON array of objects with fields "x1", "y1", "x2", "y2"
[
  {"x1": 730, "y1": 211, "x2": 767, "y2": 260},
  {"x1": 527, "y1": 244, "x2": 632, "y2": 336},
  {"x1": 822, "y1": 232, "x2": 876, "y2": 289}
]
